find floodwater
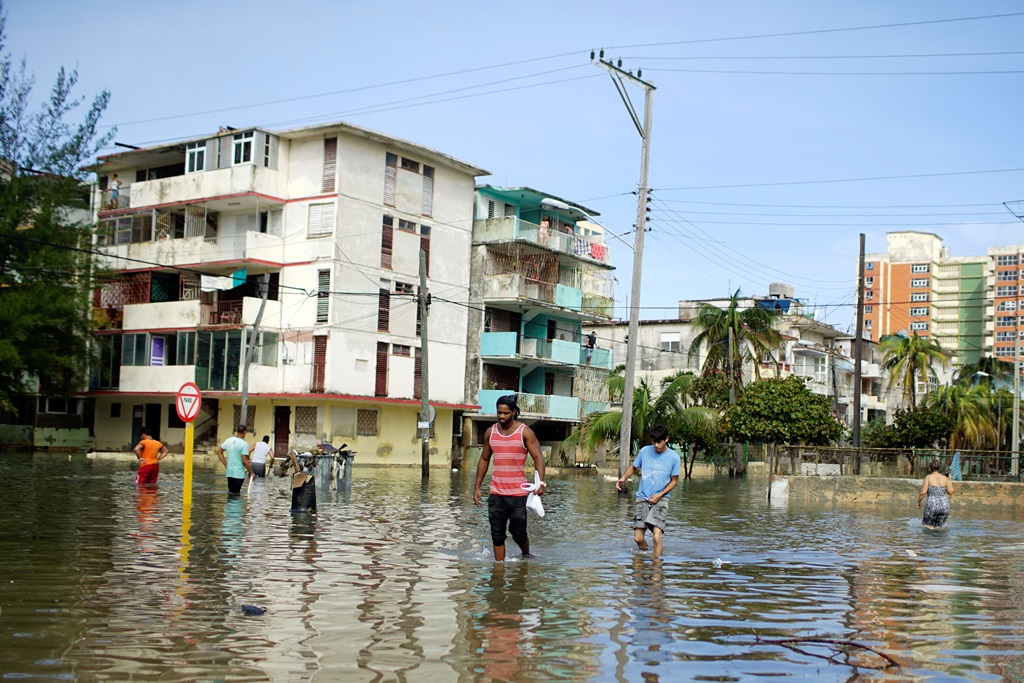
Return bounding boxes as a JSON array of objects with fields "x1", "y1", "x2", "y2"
[{"x1": 1, "y1": 453, "x2": 1023, "y2": 682}]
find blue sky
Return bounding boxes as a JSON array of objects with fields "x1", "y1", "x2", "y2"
[{"x1": 8, "y1": 1, "x2": 1024, "y2": 332}]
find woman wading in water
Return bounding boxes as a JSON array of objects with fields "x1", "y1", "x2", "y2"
[{"x1": 917, "y1": 460, "x2": 954, "y2": 529}]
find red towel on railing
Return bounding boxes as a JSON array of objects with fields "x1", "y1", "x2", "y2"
[{"x1": 589, "y1": 242, "x2": 605, "y2": 259}]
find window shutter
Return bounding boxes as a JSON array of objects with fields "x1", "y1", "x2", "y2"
[
  {"x1": 311, "y1": 336, "x2": 327, "y2": 392},
  {"x1": 416, "y1": 287, "x2": 421, "y2": 337},
  {"x1": 413, "y1": 347, "x2": 422, "y2": 399},
  {"x1": 254, "y1": 132, "x2": 267, "y2": 170},
  {"x1": 384, "y1": 153, "x2": 397, "y2": 206},
  {"x1": 218, "y1": 135, "x2": 232, "y2": 169},
  {"x1": 420, "y1": 231, "x2": 430, "y2": 277},
  {"x1": 377, "y1": 288, "x2": 390, "y2": 332},
  {"x1": 316, "y1": 269, "x2": 330, "y2": 323},
  {"x1": 375, "y1": 342, "x2": 389, "y2": 397},
  {"x1": 267, "y1": 135, "x2": 279, "y2": 169},
  {"x1": 381, "y1": 216, "x2": 393, "y2": 270},
  {"x1": 487, "y1": 200, "x2": 495, "y2": 219},
  {"x1": 421, "y1": 165, "x2": 434, "y2": 216},
  {"x1": 322, "y1": 137, "x2": 337, "y2": 193}
]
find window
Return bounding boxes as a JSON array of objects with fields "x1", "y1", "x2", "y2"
[
  {"x1": 910, "y1": 293, "x2": 929, "y2": 302},
  {"x1": 357, "y1": 409, "x2": 379, "y2": 436},
  {"x1": 997, "y1": 331, "x2": 1017, "y2": 342},
  {"x1": 865, "y1": 291, "x2": 874, "y2": 300},
  {"x1": 231, "y1": 405, "x2": 256, "y2": 431},
  {"x1": 865, "y1": 262, "x2": 874, "y2": 270},
  {"x1": 384, "y1": 153, "x2": 397, "y2": 206},
  {"x1": 997, "y1": 316, "x2": 1016, "y2": 327},
  {"x1": 322, "y1": 137, "x2": 337, "y2": 193},
  {"x1": 997, "y1": 254, "x2": 1019, "y2": 266},
  {"x1": 257, "y1": 331, "x2": 278, "y2": 366},
  {"x1": 381, "y1": 216, "x2": 394, "y2": 269},
  {"x1": 997, "y1": 270, "x2": 1018, "y2": 281},
  {"x1": 996, "y1": 346, "x2": 1015, "y2": 357},
  {"x1": 864, "y1": 320, "x2": 872, "y2": 330},
  {"x1": 232, "y1": 132, "x2": 253, "y2": 165},
  {"x1": 295, "y1": 406, "x2": 318, "y2": 434},
  {"x1": 910, "y1": 307, "x2": 928, "y2": 317},
  {"x1": 395, "y1": 281, "x2": 413, "y2": 295},
  {"x1": 186, "y1": 142, "x2": 205, "y2": 173},
  {"x1": 195, "y1": 329, "x2": 243, "y2": 391},
  {"x1": 998, "y1": 300, "x2": 1018, "y2": 312},
  {"x1": 110, "y1": 402, "x2": 121, "y2": 418},
  {"x1": 865, "y1": 277, "x2": 874, "y2": 287},
  {"x1": 37, "y1": 397, "x2": 79, "y2": 414},
  {"x1": 864, "y1": 305, "x2": 873, "y2": 313},
  {"x1": 375, "y1": 341, "x2": 388, "y2": 396},
  {"x1": 392, "y1": 344, "x2": 411, "y2": 356},
  {"x1": 911, "y1": 264, "x2": 930, "y2": 273},
  {"x1": 420, "y1": 225, "x2": 431, "y2": 277},
  {"x1": 317, "y1": 269, "x2": 330, "y2": 324},
  {"x1": 398, "y1": 218, "x2": 417, "y2": 233},
  {"x1": 400, "y1": 157, "x2": 420, "y2": 173},
  {"x1": 378, "y1": 285, "x2": 390, "y2": 332},
  {"x1": 910, "y1": 322, "x2": 928, "y2": 331},
  {"x1": 486, "y1": 200, "x2": 495, "y2": 218},
  {"x1": 311, "y1": 336, "x2": 326, "y2": 392},
  {"x1": 421, "y1": 165, "x2": 434, "y2": 217},
  {"x1": 998, "y1": 285, "x2": 1019, "y2": 297},
  {"x1": 660, "y1": 332, "x2": 680, "y2": 353},
  {"x1": 910, "y1": 278, "x2": 929, "y2": 288},
  {"x1": 121, "y1": 333, "x2": 149, "y2": 366},
  {"x1": 308, "y1": 203, "x2": 335, "y2": 238}
]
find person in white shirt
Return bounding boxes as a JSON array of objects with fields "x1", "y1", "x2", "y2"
[{"x1": 249, "y1": 435, "x2": 272, "y2": 477}]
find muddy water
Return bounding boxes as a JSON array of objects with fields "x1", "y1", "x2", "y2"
[{"x1": 0, "y1": 452, "x2": 1022, "y2": 682}]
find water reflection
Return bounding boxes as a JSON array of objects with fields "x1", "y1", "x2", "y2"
[{"x1": 0, "y1": 454, "x2": 1023, "y2": 681}]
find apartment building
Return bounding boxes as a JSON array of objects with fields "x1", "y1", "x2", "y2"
[
  {"x1": 990, "y1": 244, "x2": 1024, "y2": 362},
  {"x1": 464, "y1": 186, "x2": 615, "y2": 456},
  {"x1": 88, "y1": 122, "x2": 487, "y2": 465},
  {"x1": 863, "y1": 231, "x2": 994, "y2": 367}
]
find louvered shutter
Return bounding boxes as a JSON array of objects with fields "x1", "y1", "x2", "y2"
[
  {"x1": 267, "y1": 135, "x2": 279, "y2": 169},
  {"x1": 254, "y1": 132, "x2": 267, "y2": 169},
  {"x1": 377, "y1": 289, "x2": 390, "y2": 332},
  {"x1": 218, "y1": 135, "x2": 232, "y2": 169},
  {"x1": 413, "y1": 347, "x2": 422, "y2": 399},
  {"x1": 381, "y1": 217, "x2": 393, "y2": 269},
  {"x1": 420, "y1": 231, "x2": 430, "y2": 277},
  {"x1": 384, "y1": 153, "x2": 397, "y2": 206},
  {"x1": 316, "y1": 269, "x2": 330, "y2": 323},
  {"x1": 322, "y1": 137, "x2": 337, "y2": 193},
  {"x1": 421, "y1": 165, "x2": 434, "y2": 216},
  {"x1": 375, "y1": 342, "x2": 389, "y2": 396},
  {"x1": 311, "y1": 336, "x2": 327, "y2": 393},
  {"x1": 205, "y1": 138, "x2": 218, "y2": 169}
]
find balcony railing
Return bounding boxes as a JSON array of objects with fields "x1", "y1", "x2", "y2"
[
  {"x1": 477, "y1": 389, "x2": 579, "y2": 420},
  {"x1": 474, "y1": 216, "x2": 611, "y2": 265},
  {"x1": 203, "y1": 300, "x2": 243, "y2": 326}
]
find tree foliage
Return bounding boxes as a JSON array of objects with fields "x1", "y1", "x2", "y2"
[
  {"x1": 880, "y1": 333, "x2": 947, "y2": 407},
  {"x1": 720, "y1": 376, "x2": 842, "y2": 446},
  {"x1": 0, "y1": 2, "x2": 114, "y2": 409},
  {"x1": 862, "y1": 405, "x2": 954, "y2": 450}
]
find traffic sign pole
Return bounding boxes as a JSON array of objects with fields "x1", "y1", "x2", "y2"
[{"x1": 175, "y1": 382, "x2": 202, "y2": 546}]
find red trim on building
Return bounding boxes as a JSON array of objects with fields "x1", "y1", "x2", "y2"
[{"x1": 82, "y1": 389, "x2": 478, "y2": 410}]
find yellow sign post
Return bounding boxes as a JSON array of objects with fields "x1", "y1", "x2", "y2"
[{"x1": 175, "y1": 382, "x2": 202, "y2": 574}]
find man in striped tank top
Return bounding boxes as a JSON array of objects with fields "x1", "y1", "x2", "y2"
[{"x1": 474, "y1": 394, "x2": 546, "y2": 561}]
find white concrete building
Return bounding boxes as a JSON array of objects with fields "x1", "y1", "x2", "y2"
[{"x1": 88, "y1": 122, "x2": 487, "y2": 465}]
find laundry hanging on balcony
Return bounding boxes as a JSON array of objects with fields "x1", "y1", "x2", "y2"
[{"x1": 200, "y1": 267, "x2": 247, "y2": 292}]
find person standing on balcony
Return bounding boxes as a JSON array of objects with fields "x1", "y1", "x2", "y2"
[
  {"x1": 218, "y1": 424, "x2": 253, "y2": 495},
  {"x1": 134, "y1": 426, "x2": 168, "y2": 485},
  {"x1": 616, "y1": 425, "x2": 680, "y2": 557},
  {"x1": 474, "y1": 394, "x2": 546, "y2": 561},
  {"x1": 249, "y1": 435, "x2": 272, "y2": 477},
  {"x1": 586, "y1": 331, "x2": 597, "y2": 365},
  {"x1": 109, "y1": 173, "x2": 120, "y2": 208},
  {"x1": 538, "y1": 216, "x2": 550, "y2": 244}
]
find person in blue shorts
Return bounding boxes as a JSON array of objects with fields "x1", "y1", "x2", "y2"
[{"x1": 615, "y1": 425, "x2": 680, "y2": 557}]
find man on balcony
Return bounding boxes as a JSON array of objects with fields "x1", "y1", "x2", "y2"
[{"x1": 586, "y1": 331, "x2": 597, "y2": 365}]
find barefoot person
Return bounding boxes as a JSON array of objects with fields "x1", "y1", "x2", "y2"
[
  {"x1": 473, "y1": 394, "x2": 546, "y2": 561},
  {"x1": 615, "y1": 425, "x2": 680, "y2": 557},
  {"x1": 918, "y1": 460, "x2": 954, "y2": 529}
]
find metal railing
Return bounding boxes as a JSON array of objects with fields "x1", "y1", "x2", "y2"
[{"x1": 760, "y1": 445, "x2": 1022, "y2": 481}]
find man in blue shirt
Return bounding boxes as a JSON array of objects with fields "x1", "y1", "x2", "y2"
[
  {"x1": 615, "y1": 425, "x2": 680, "y2": 556},
  {"x1": 218, "y1": 423, "x2": 253, "y2": 495}
]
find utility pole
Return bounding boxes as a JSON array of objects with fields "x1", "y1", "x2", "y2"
[
  {"x1": 418, "y1": 250, "x2": 431, "y2": 480},
  {"x1": 593, "y1": 51, "x2": 656, "y2": 480},
  {"x1": 1003, "y1": 203, "x2": 1023, "y2": 478},
  {"x1": 240, "y1": 272, "x2": 272, "y2": 429},
  {"x1": 853, "y1": 233, "x2": 865, "y2": 474}
]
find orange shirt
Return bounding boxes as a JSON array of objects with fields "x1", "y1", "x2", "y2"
[{"x1": 137, "y1": 438, "x2": 163, "y2": 465}]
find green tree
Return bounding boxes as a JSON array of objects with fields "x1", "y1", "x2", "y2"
[
  {"x1": 688, "y1": 289, "x2": 782, "y2": 394},
  {"x1": 925, "y1": 383, "x2": 996, "y2": 451},
  {"x1": 954, "y1": 354, "x2": 1012, "y2": 388},
  {"x1": 0, "y1": 3, "x2": 113, "y2": 410},
  {"x1": 720, "y1": 376, "x2": 842, "y2": 447},
  {"x1": 863, "y1": 405, "x2": 955, "y2": 468},
  {"x1": 880, "y1": 333, "x2": 947, "y2": 407}
]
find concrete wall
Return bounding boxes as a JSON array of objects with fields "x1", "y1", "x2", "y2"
[{"x1": 784, "y1": 475, "x2": 1024, "y2": 509}]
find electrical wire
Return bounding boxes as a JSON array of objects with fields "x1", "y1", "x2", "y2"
[{"x1": 656, "y1": 167, "x2": 1024, "y2": 191}]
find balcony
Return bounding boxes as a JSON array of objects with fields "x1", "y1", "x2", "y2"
[
  {"x1": 96, "y1": 229, "x2": 283, "y2": 270},
  {"x1": 122, "y1": 165, "x2": 282, "y2": 212},
  {"x1": 123, "y1": 300, "x2": 202, "y2": 331},
  {"x1": 474, "y1": 216, "x2": 611, "y2": 265},
  {"x1": 479, "y1": 332, "x2": 613, "y2": 370},
  {"x1": 477, "y1": 389, "x2": 579, "y2": 420},
  {"x1": 119, "y1": 365, "x2": 197, "y2": 394}
]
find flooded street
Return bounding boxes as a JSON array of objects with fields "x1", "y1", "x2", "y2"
[{"x1": 1, "y1": 452, "x2": 1023, "y2": 682}]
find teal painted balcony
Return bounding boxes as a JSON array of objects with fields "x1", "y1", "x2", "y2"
[
  {"x1": 480, "y1": 273, "x2": 583, "y2": 312},
  {"x1": 474, "y1": 216, "x2": 611, "y2": 265},
  {"x1": 578, "y1": 346, "x2": 613, "y2": 371},
  {"x1": 580, "y1": 400, "x2": 610, "y2": 419},
  {"x1": 481, "y1": 332, "x2": 612, "y2": 369},
  {"x1": 477, "y1": 389, "x2": 579, "y2": 420}
]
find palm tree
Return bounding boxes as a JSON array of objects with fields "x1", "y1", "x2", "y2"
[
  {"x1": 688, "y1": 289, "x2": 782, "y2": 394},
  {"x1": 925, "y1": 383, "x2": 996, "y2": 451},
  {"x1": 880, "y1": 333, "x2": 948, "y2": 407},
  {"x1": 954, "y1": 354, "x2": 1012, "y2": 389}
]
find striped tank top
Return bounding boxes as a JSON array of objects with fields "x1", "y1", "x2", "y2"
[{"x1": 488, "y1": 422, "x2": 528, "y2": 496}]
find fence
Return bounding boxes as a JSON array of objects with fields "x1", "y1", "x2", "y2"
[{"x1": 762, "y1": 445, "x2": 1021, "y2": 482}]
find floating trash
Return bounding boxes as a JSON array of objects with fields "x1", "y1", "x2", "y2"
[{"x1": 241, "y1": 605, "x2": 267, "y2": 616}]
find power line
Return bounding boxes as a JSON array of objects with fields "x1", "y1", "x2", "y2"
[
  {"x1": 628, "y1": 50, "x2": 1024, "y2": 61},
  {"x1": 654, "y1": 199, "x2": 1007, "y2": 209},
  {"x1": 648, "y1": 67, "x2": 1024, "y2": 76},
  {"x1": 656, "y1": 167, "x2": 1024, "y2": 191}
]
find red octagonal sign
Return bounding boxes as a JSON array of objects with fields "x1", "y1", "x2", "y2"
[{"x1": 176, "y1": 382, "x2": 202, "y2": 423}]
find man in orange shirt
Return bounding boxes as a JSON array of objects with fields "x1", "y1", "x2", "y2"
[{"x1": 134, "y1": 427, "x2": 168, "y2": 485}]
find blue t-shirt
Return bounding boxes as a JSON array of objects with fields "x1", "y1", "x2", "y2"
[
  {"x1": 633, "y1": 444, "x2": 681, "y2": 501},
  {"x1": 220, "y1": 436, "x2": 249, "y2": 479}
]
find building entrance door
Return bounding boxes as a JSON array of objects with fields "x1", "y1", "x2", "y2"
[{"x1": 274, "y1": 406, "x2": 291, "y2": 458}]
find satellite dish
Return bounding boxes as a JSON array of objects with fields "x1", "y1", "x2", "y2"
[{"x1": 426, "y1": 404, "x2": 436, "y2": 424}]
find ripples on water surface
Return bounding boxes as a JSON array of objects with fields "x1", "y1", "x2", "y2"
[{"x1": 1, "y1": 453, "x2": 1023, "y2": 682}]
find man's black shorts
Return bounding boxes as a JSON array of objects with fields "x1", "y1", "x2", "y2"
[{"x1": 488, "y1": 493, "x2": 528, "y2": 547}]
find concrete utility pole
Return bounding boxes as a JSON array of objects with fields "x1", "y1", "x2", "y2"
[
  {"x1": 593, "y1": 52, "x2": 656, "y2": 480},
  {"x1": 853, "y1": 234, "x2": 865, "y2": 473},
  {"x1": 240, "y1": 272, "x2": 272, "y2": 428},
  {"x1": 418, "y1": 250, "x2": 431, "y2": 479},
  {"x1": 1003, "y1": 203, "x2": 1023, "y2": 478}
]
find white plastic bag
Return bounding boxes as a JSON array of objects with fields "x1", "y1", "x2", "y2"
[{"x1": 521, "y1": 472, "x2": 545, "y2": 517}]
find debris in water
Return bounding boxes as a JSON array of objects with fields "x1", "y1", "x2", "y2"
[{"x1": 241, "y1": 605, "x2": 267, "y2": 616}]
